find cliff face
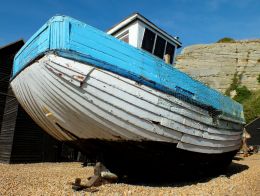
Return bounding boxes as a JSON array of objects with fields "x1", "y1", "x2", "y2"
[{"x1": 175, "y1": 40, "x2": 260, "y2": 93}]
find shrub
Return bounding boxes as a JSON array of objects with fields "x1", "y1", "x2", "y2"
[
  {"x1": 217, "y1": 37, "x2": 235, "y2": 43},
  {"x1": 225, "y1": 72, "x2": 239, "y2": 96},
  {"x1": 234, "y1": 86, "x2": 252, "y2": 103},
  {"x1": 257, "y1": 74, "x2": 260, "y2": 83},
  {"x1": 242, "y1": 90, "x2": 260, "y2": 123}
]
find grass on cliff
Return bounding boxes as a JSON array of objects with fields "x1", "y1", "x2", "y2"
[
  {"x1": 217, "y1": 37, "x2": 235, "y2": 43},
  {"x1": 235, "y1": 89, "x2": 260, "y2": 123},
  {"x1": 225, "y1": 72, "x2": 260, "y2": 123},
  {"x1": 225, "y1": 72, "x2": 239, "y2": 96},
  {"x1": 233, "y1": 86, "x2": 252, "y2": 103}
]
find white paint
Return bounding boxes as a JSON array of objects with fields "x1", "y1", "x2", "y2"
[{"x1": 113, "y1": 21, "x2": 139, "y2": 48}]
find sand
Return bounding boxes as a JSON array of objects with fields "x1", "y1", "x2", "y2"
[{"x1": 0, "y1": 154, "x2": 259, "y2": 195}]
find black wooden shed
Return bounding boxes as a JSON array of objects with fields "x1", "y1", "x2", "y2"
[
  {"x1": 246, "y1": 117, "x2": 260, "y2": 147},
  {"x1": 0, "y1": 40, "x2": 24, "y2": 130},
  {"x1": 0, "y1": 40, "x2": 81, "y2": 163}
]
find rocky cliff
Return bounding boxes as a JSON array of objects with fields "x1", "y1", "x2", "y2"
[{"x1": 175, "y1": 40, "x2": 260, "y2": 94}]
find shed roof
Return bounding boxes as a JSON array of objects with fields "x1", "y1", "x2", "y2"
[
  {"x1": 246, "y1": 117, "x2": 260, "y2": 145},
  {"x1": 246, "y1": 117, "x2": 260, "y2": 128},
  {"x1": 0, "y1": 39, "x2": 24, "y2": 51}
]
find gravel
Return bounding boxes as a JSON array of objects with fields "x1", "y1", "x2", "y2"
[{"x1": 0, "y1": 154, "x2": 259, "y2": 195}]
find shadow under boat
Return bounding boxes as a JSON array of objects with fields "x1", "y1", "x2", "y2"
[
  {"x1": 63, "y1": 139, "x2": 248, "y2": 185},
  {"x1": 120, "y1": 161, "x2": 249, "y2": 187}
]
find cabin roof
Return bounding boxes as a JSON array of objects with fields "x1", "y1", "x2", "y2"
[{"x1": 107, "y1": 12, "x2": 182, "y2": 48}]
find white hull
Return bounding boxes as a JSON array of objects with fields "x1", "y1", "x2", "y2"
[{"x1": 11, "y1": 54, "x2": 243, "y2": 154}]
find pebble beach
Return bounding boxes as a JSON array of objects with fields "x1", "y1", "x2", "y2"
[{"x1": 0, "y1": 154, "x2": 259, "y2": 195}]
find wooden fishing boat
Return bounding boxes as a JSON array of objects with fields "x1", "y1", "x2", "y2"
[{"x1": 10, "y1": 13, "x2": 244, "y2": 175}]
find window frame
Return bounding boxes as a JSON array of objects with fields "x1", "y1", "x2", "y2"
[
  {"x1": 165, "y1": 42, "x2": 176, "y2": 64},
  {"x1": 141, "y1": 28, "x2": 156, "y2": 53},
  {"x1": 116, "y1": 30, "x2": 129, "y2": 43},
  {"x1": 153, "y1": 35, "x2": 167, "y2": 59},
  {"x1": 141, "y1": 27, "x2": 177, "y2": 64},
  {"x1": 152, "y1": 34, "x2": 157, "y2": 54}
]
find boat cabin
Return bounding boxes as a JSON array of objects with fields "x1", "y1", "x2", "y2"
[{"x1": 107, "y1": 13, "x2": 182, "y2": 65}]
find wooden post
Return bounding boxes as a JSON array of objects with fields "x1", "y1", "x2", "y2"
[
  {"x1": 241, "y1": 128, "x2": 251, "y2": 156},
  {"x1": 164, "y1": 54, "x2": 170, "y2": 64}
]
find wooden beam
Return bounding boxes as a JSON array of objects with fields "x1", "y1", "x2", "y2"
[{"x1": 164, "y1": 54, "x2": 170, "y2": 64}]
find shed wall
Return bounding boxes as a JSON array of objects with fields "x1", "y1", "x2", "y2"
[
  {"x1": 0, "y1": 89, "x2": 18, "y2": 163},
  {"x1": 0, "y1": 52, "x2": 13, "y2": 132}
]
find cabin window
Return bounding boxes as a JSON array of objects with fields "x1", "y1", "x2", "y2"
[
  {"x1": 165, "y1": 42, "x2": 175, "y2": 64},
  {"x1": 141, "y1": 28, "x2": 176, "y2": 64},
  {"x1": 141, "y1": 28, "x2": 156, "y2": 53},
  {"x1": 153, "y1": 35, "x2": 166, "y2": 59},
  {"x1": 117, "y1": 31, "x2": 129, "y2": 43}
]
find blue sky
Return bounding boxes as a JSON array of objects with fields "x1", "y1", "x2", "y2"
[{"x1": 0, "y1": 0, "x2": 259, "y2": 49}]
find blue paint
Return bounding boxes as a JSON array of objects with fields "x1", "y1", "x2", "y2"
[{"x1": 12, "y1": 15, "x2": 245, "y2": 123}]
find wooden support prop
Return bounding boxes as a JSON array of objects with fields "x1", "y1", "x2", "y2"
[
  {"x1": 72, "y1": 178, "x2": 83, "y2": 191},
  {"x1": 241, "y1": 128, "x2": 251, "y2": 157},
  {"x1": 72, "y1": 162, "x2": 118, "y2": 191},
  {"x1": 164, "y1": 54, "x2": 170, "y2": 64}
]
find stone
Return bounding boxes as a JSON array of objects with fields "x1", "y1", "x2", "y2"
[{"x1": 175, "y1": 39, "x2": 260, "y2": 93}]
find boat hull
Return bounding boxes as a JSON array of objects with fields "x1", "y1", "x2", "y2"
[{"x1": 11, "y1": 54, "x2": 243, "y2": 155}]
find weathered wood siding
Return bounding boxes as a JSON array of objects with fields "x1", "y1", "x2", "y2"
[
  {"x1": 0, "y1": 89, "x2": 18, "y2": 162},
  {"x1": 0, "y1": 48, "x2": 15, "y2": 131},
  {"x1": 0, "y1": 40, "x2": 24, "y2": 162}
]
